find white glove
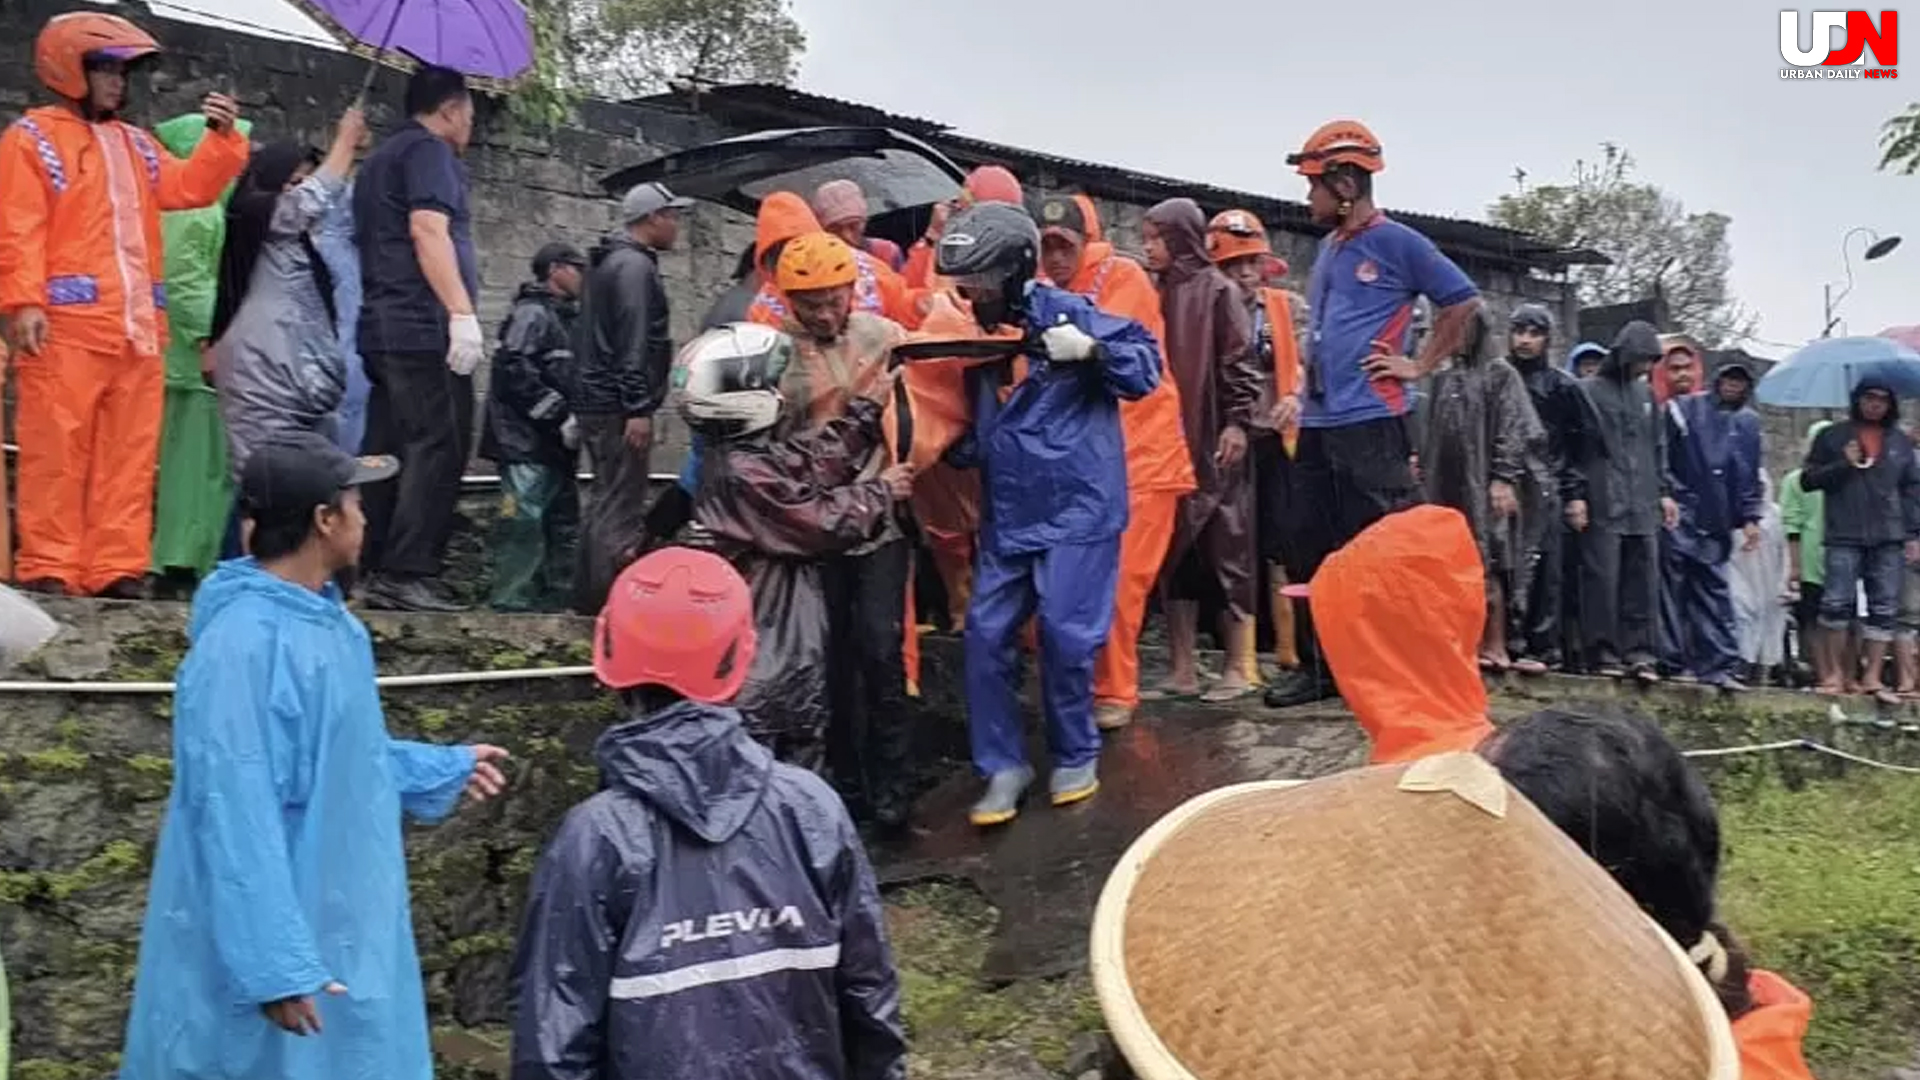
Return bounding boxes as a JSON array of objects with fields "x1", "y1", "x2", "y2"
[
  {"x1": 447, "y1": 313, "x2": 485, "y2": 376},
  {"x1": 1041, "y1": 319, "x2": 1098, "y2": 363},
  {"x1": 560, "y1": 414, "x2": 581, "y2": 451}
]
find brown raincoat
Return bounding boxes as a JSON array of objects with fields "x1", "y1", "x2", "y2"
[
  {"x1": 1148, "y1": 198, "x2": 1263, "y2": 616},
  {"x1": 694, "y1": 399, "x2": 897, "y2": 768}
]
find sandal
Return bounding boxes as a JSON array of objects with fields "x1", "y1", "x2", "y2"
[
  {"x1": 1478, "y1": 655, "x2": 1512, "y2": 674},
  {"x1": 1511, "y1": 658, "x2": 1550, "y2": 676},
  {"x1": 1200, "y1": 678, "x2": 1257, "y2": 704},
  {"x1": 1139, "y1": 679, "x2": 1204, "y2": 702}
]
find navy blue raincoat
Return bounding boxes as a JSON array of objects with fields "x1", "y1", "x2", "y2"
[
  {"x1": 1666, "y1": 392, "x2": 1764, "y2": 558},
  {"x1": 947, "y1": 283, "x2": 1161, "y2": 556},
  {"x1": 120, "y1": 559, "x2": 476, "y2": 1080},
  {"x1": 509, "y1": 702, "x2": 906, "y2": 1080}
]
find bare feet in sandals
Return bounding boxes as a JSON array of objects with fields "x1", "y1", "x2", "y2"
[{"x1": 1200, "y1": 673, "x2": 1257, "y2": 703}]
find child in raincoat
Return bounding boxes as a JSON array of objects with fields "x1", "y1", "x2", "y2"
[
  {"x1": 1729, "y1": 470, "x2": 1790, "y2": 684},
  {"x1": 1309, "y1": 505, "x2": 1816, "y2": 1079}
]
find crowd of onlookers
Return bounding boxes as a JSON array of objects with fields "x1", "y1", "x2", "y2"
[{"x1": 5, "y1": 39, "x2": 1917, "y2": 721}]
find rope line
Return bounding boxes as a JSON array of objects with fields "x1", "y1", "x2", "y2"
[{"x1": 1681, "y1": 737, "x2": 1920, "y2": 775}]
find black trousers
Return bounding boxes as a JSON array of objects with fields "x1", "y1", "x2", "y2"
[
  {"x1": 361, "y1": 351, "x2": 474, "y2": 580},
  {"x1": 1580, "y1": 529, "x2": 1660, "y2": 666},
  {"x1": 574, "y1": 414, "x2": 653, "y2": 615},
  {"x1": 1288, "y1": 418, "x2": 1421, "y2": 683},
  {"x1": 1519, "y1": 503, "x2": 1566, "y2": 663},
  {"x1": 821, "y1": 539, "x2": 914, "y2": 820}
]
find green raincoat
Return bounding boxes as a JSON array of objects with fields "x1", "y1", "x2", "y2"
[{"x1": 151, "y1": 115, "x2": 251, "y2": 578}]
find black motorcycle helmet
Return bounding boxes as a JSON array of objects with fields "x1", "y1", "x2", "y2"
[{"x1": 935, "y1": 201, "x2": 1039, "y2": 330}]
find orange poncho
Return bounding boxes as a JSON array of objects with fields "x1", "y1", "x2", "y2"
[{"x1": 1310, "y1": 504, "x2": 1495, "y2": 763}]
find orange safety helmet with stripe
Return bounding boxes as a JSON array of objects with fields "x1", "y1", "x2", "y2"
[
  {"x1": 35, "y1": 12, "x2": 160, "y2": 101},
  {"x1": 775, "y1": 231, "x2": 858, "y2": 293},
  {"x1": 1288, "y1": 120, "x2": 1385, "y2": 177},
  {"x1": 1206, "y1": 209, "x2": 1273, "y2": 266}
]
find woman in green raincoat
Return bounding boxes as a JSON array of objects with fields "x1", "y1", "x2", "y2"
[{"x1": 150, "y1": 114, "x2": 251, "y2": 594}]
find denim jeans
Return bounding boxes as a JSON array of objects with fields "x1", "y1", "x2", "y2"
[{"x1": 1820, "y1": 542, "x2": 1903, "y2": 641}]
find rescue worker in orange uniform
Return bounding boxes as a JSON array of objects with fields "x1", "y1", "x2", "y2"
[
  {"x1": 1310, "y1": 504, "x2": 1816, "y2": 1080},
  {"x1": 746, "y1": 191, "x2": 916, "y2": 329},
  {"x1": 1030, "y1": 193, "x2": 1194, "y2": 730},
  {"x1": 899, "y1": 166, "x2": 1026, "y2": 632},
  {"x1": 0, "y1": 13, "x2": 248, "y2": 597},
  {"x1": 1208, "y1": 210, "x2": 1308, "y2": 675}
]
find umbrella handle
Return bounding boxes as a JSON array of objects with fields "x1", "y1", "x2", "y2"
[{"x1": 354, "y1": 0, "x2": 410, "y2": 107}]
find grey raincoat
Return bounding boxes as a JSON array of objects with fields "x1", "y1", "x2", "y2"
[
  {"x1": 1414, "y1": 310, "x2": 1547, "y2": 582},
  {"x1": 509, "y1": 702, "x2": 907, "y2": 1080},
  {"x1": 1580, "y1": 322, "x2": 1670, "y2": 537},
  {"x1": 212, "y1": 170, "x2": 350, "y2": 479}
]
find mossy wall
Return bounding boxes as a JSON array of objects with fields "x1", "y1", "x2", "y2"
[{"x1": 0, "y1": 600, "x2": 616, "y2": 1079}]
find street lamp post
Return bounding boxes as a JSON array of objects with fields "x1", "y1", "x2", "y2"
[{"x1": 1823, "y1": 227, "x2": 1903, "y2": 337}]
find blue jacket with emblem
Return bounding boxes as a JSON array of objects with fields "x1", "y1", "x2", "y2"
[
  {"x1": 947, "y1": 283, "x2": 1161, "y2": 556},
  {"x1": 509, "y1": 702, "x2": 906, "y2": 1080}
]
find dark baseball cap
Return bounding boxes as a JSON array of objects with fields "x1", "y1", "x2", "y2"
[
  {"x1": 1030, "y1": 194, "x2": 1089, "y2": 239},
  {"x1": 532, "y1": 241, "x2": 587, "y2": 278},
  {"x1": 240, "y1": 431, "x2": 398, "y2": 523}
]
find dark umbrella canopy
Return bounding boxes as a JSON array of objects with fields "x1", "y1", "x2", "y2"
[{"x1": 600, "y1": 126, "x2": 967, "y2": 235}]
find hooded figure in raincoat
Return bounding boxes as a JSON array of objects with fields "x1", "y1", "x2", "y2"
[
  {"x1": 1143, "y1": 197, "x2": 1263, "y2": 703},
  {"x1": 935, "y1": 202, "x2": 1161, "y2": 827},
  {"x1": 150, "y1": 113, "x2": 252, "y2": 586},
  {"x1": 1663, "y1": 351, "x2": 1764, "y2": 689},
  {"x1": 1578, "y1": 321, "x2": 1676, "y2": 680},
  {"x1": 120, "y1": 431, "x2": 504, "y2": 1080},
  {"x1": 511, "y1": 547, "x2": 906, "y2": 1080},
  {"x1": 1412, "y1": 307, "x2": 1545, "y2": 671}
]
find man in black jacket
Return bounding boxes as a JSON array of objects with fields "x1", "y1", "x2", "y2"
[
  {"x1": 1801, "y1": 376, "x2": 1920, "y2": 698},
  {"x1": 1505, "y1": 304, "x2": 1602, "y2": 673},
  {"x1": 571, "y1": 181, "x2": 691, "y2": 613},
  {"x1": 483, "y1": 241, "x2": 585, "y2": 611}
]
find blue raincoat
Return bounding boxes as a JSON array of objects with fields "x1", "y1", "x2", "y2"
[
  {"x1": 1662, "y1": 387, "x2": 1763, "y2": 682},
  {"x1": 120, "y1": 559, "x2": 475, "y2": 1080},
  {"x1": 953, "y1": 283, "x2": 1160, "y2": 777},
  {"x1": 510, "y1": 701, "x2": 906, "y2": 1080}
]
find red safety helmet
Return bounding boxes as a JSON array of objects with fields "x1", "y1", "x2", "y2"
[
  {"x1": 1288, "y1": 120, "x2": 1385, "y2": 177},
  {"x1": 35, "y1": 12, "x2": 159, "y2": 101},
  {"x1": 593, "y1": 547, "x2": 757, "y2": 702}
]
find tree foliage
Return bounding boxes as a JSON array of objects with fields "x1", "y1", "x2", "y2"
[
  {"x1": 524, "y1": 0, "x2": 805, "y2": 105},
  {"x1": 1488, "y1": 144, "x2": 1757, "y2": 348},
  {"x1": 1877, "y1": 102, "x2": 1920, "y2": 174}
]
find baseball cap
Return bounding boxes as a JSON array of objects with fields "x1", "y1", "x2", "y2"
[
  {"x1": 1030, "y1": 194, "x2": 1089, "y2": 239},
  {"x1": 240, "y1": 431, "x2": 398, "y2": 524},
  {"x1": 532, "y1": 241, "x2": 587, "y2": 278},
  {"x1": 622, "y1": 181, "x2": 694, "y2": 224}
]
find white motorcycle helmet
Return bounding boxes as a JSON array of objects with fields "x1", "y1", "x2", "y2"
[{"x1": 672, "y1": 322, "x2": 794, "y2": 441}]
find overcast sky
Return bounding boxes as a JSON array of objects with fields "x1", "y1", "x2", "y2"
[{"x1": 170, "y1": 0, "x2": 1917, "y2": 357}]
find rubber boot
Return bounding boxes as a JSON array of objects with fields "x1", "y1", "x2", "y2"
[{"x1": 1271, "y1": 566, "x2": 1299, "y2": 670}]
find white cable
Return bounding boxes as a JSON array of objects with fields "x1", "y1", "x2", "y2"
[
  {"x1": 0, "y1": 665, "x2": 593, "y2": 694},
  {"x1": 1682, "y1": 737, "x2": 1920, "y2": 775}
]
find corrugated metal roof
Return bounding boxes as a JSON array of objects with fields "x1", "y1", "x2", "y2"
[{"x1": 633, "y1": 83, "x2": 1604, "y2": 273}]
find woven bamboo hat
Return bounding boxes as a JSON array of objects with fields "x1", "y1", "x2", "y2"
[{"x1": 1090, "y1": 755, "x2": 1739, "y2": 1080}]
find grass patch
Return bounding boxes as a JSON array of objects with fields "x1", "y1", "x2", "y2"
[
  {"x1": 887, "y1": 881, "x2": 1103, "y2": 1077},
  {"x1": 1715, "y1": 766, "x2": 1920, "y2": 1079}
]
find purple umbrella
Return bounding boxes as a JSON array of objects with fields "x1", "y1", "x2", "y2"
[{"x1": 291, "y1": 0, "x2": 534, "y2": 90}]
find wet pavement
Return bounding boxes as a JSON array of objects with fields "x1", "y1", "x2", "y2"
[{"x1": 871, "y1": 700, "x2": 1369, "y2": 982}]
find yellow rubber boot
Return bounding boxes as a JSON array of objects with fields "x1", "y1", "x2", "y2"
[{"x1": 1272, "y1": 567, "x2": 1299, "y2": 670}]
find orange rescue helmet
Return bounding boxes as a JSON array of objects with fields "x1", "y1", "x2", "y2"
[
  {"x1": 1206, "y1": 209, "x2": 1273, "y2": 265},
  {"x1": 36, "y1": 12, "x2": 160, "y2": 101},
  {"x1": 593, "y1": 547, "x2": 757, "y2": 701},
  {"x1": 1288, "y1": 120, "x2": 1385, "y2": 177},
  {"x1": 775, "y1": 231, "x2": 858, "y2": 293}
]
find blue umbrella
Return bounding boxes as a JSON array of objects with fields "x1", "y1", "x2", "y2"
[{"x1": 1754, "y1": 335, "x2": 1920, "y2": 408}]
